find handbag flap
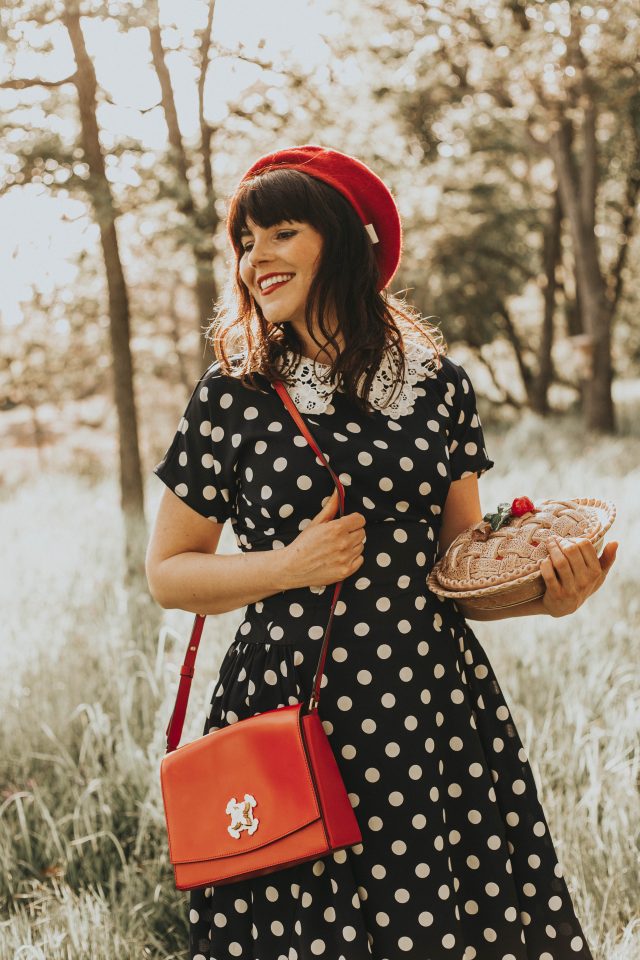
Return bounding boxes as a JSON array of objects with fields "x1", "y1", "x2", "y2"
[{"x1": 160, "y1": 703, "x2": 322, "y2": 865}]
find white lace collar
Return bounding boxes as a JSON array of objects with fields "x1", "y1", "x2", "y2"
[{"x1": 280, "y1": 336, "x2": 438, "y2": 419}]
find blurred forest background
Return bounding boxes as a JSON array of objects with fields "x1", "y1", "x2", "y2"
[{"x1": 1, "y1": 0, "x2": 638, "y2": 957}]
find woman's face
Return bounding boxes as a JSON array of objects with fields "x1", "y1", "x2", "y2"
[{"x1": 238, "y1": 216, "x2": 324, "y2": 328}]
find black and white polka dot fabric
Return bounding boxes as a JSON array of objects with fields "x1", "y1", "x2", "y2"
[{"x1": 153, "y1": 349, "x2": 594, "y2": 960}]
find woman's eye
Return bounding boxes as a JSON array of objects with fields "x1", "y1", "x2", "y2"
[{"x1": 242, "y1": 229, "x2": 296, "y2": 253}]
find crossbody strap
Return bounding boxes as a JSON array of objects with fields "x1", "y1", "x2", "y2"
[{"x1": 165, "y1": 378, "x2": 347, "y2": 753}]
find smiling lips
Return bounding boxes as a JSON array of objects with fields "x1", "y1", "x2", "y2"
[{"x1": 259, "y1": 274, "x2": 295, "y2": 296}]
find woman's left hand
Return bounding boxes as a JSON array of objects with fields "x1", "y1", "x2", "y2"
[{"x1": 540, "y1": 534, "x2": 619, "y2": 618}]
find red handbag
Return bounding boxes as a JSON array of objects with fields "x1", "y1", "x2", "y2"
[{"x1": 160, "y1": 379, "x2": 363, "y2": 890}]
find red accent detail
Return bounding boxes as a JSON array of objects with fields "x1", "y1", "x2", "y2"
[{"x1": 161, "y1": 380, "x2": 360, "y2": 890}]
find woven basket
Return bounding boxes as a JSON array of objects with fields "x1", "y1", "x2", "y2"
[{"x1": 427, "y1": 497, "x2": 616, "y2": 617}]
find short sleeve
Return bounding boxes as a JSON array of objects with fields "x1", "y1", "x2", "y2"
[
  {"x1": 153, "y1": 367, "x2": 236, "y2": 523},
  {"x1": 443, "y1": 357, "x2": 495, "y2": 481}
]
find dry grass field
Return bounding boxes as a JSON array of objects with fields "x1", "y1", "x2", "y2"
[{"x1": 0, "y1": 402, "x2": 638, "y2": 959}]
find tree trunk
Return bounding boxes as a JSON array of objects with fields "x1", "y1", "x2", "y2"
[
  {"x1": 63, "y1": 2, "x2": 155, "y2": 641},
  {"x1": 548, "y1": 110, "x2": 615, "y2": 433},
  {"x1": 531, "y1": 188, "x2": 562, "y2": 415},
  {"x1": 148, "y1": 0, "x2": 218, "y2": 371}
]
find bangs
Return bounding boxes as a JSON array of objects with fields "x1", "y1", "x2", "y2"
[{"x1": 228, "y1": 169, "x2": 318, "y2": 253}]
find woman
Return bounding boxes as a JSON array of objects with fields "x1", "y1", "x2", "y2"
[{"x1": 147, "y1": 145, "x2": 617, "y2": 960}]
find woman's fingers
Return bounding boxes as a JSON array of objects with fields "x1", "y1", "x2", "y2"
[{"x1": 546, "y1": 536, "x2": 579, "y2": 592}]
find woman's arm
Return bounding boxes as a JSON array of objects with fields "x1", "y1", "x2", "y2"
[{"x1": 146, "y1": 488, "x2": 293, "y2": 615}]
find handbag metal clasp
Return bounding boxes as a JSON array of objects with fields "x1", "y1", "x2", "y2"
[{"x1": 226, "y1": 794, "x2": 259, "y2": 838}]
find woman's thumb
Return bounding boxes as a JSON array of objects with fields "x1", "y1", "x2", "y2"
[{"x1": 312, "y1": 488, "x2": 340, "y2": 523}]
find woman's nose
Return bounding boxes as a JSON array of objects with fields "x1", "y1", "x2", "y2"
[{"x1": 248, "y1": 239, "x2": 272, "y2": 267}]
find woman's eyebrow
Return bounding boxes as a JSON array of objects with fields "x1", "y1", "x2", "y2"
[{"x1": 239, "y1": 220, "x2": 298, "y2": 237}]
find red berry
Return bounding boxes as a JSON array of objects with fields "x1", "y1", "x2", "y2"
[{"x1": 511, "y1": 496, "x2": 536, "y2": 517}]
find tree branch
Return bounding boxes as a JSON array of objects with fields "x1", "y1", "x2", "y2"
[{"x1": 0, "y1": 73, "x2": 77, "y2": 89}]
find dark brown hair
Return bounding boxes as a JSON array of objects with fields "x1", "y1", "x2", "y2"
[{"x1": 205, "y1": 167, "x2": 445, "y2": 416}]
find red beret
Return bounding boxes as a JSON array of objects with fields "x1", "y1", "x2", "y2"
[{"x1": 236, "y1": 144, "x2": 403, "y2": 291}]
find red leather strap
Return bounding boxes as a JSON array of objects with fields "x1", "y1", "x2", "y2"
[
  {"x1": 165, "y1": 378, "x2": 346, "y2": 754},
  {"x1": 165, "y1": 613, "x2": 206, "y2": 752}
]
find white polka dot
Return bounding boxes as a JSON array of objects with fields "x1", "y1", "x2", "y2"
[
  {"x1": 549, "y1": 895, "x2": 563, "y2": 910},
  {"x1": 571, "y1": 936, "x2": 584, "y2": 951},
  {"x1": 310, "y1": 939, "x2": 325, "y2": 955}
]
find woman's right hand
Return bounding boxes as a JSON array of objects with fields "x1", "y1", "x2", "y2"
[{"x1": 281, "y1": 488, "x2": 366, "y2": 589}]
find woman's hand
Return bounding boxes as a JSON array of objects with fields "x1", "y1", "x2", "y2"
[
  {"x1": 281, "y1": 489, "x2": 366, "y2": 590},
  {"x1": 540, "y1": 533, "x2": 619, "y2": 618}
]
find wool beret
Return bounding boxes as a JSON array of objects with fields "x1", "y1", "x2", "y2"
[{"x1": 236, "y1": 144, "x2": 403, "y2": 291}]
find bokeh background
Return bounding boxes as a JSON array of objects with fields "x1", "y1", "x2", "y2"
[{"x1": 1, "y1": 1, "x2": 638, "y2": 957}]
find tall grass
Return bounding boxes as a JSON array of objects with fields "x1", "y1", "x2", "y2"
[{"x1": 0, "y1": 409, "x2": 638, "y2": 958}]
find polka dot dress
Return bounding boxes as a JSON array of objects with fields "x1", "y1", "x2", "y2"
[{"x1": 154, "y1": 344, "x2": 594, "y2": 960}]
